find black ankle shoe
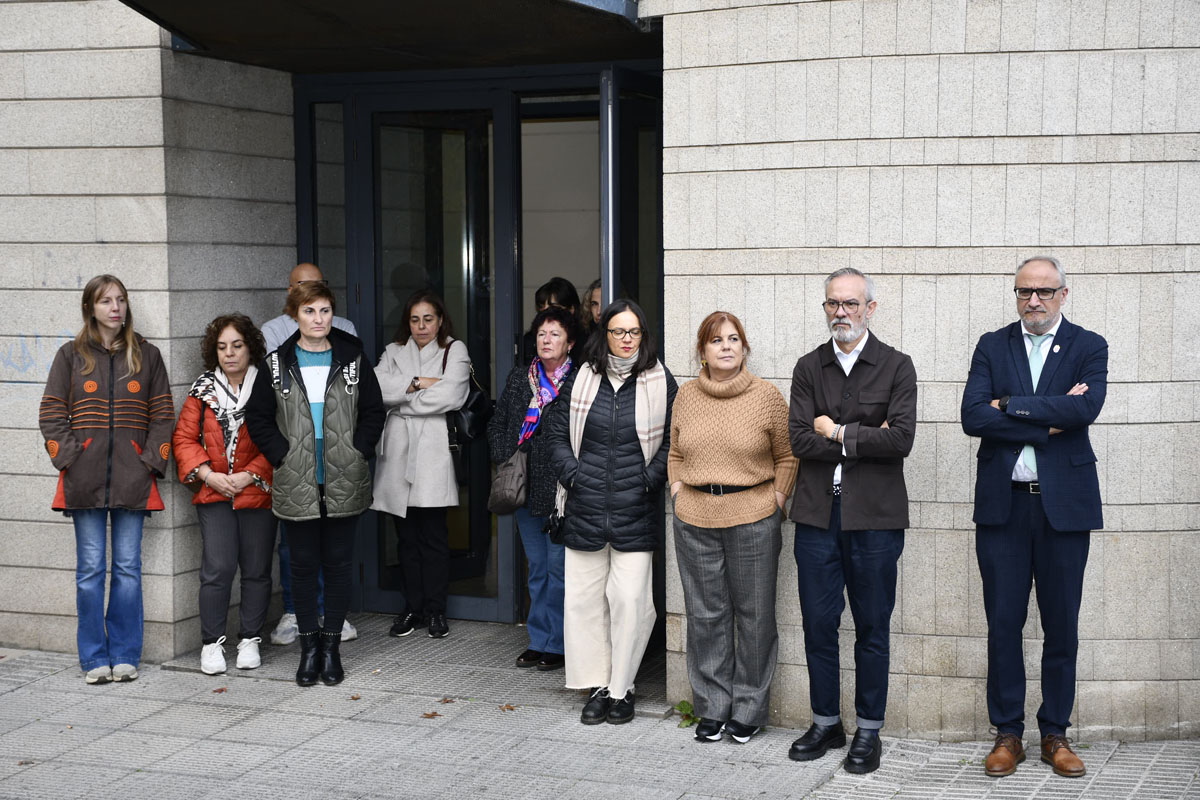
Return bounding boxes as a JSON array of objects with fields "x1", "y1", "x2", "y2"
[
  {"x1": 427, "y1": 613, "x2": 449, "y2": 639},
  {"x1": 607, "y1": 691, "x2": 635, "y2": 724},
  {"x1": 844, "y1": 728, "x2": 882, "y2": 774},
  {"x1": 295, "y1": 631, "x2": 319, "y2": 687},
  {"x1": 580, "y1": 687, "x2": 611, "y2": 725},
  {"x1": 694, "y1": 718, "x2": 725, "y2": 742},
  {"x1": 318, "y1": 631, "x2": 344, "y2": 686},
  {"x1": 389, "y1": 612, "x2": 422, "y2": 637},
  {"x1": 788, "y1": 721, "x2": 846, "y2": 761},
  {"x1": 536, "y1": 653, "x2": 564, "y2": 671},
  {"x1": 515, "y1": 649, "x2": 541, "y2": 668}
]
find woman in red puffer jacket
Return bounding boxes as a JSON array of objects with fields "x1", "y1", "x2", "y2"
[{"x1": 173, "y1": 313, "x2": 274, "y2": 676}]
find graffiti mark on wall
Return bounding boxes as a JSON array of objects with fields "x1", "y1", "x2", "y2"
[{"x1": 1, "y1": 330, "x2": 74, "y2": 378}]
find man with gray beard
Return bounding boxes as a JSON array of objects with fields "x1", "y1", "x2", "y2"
[{"x1": 785, "y1": 267, "x2": 917, "y2": 774}]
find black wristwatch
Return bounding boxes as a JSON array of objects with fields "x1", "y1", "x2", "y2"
[{"x1": 998, "y1": 395, "x2": 1010, "y2": 413}]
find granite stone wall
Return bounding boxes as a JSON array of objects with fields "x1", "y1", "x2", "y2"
[
  {"x1": 0, "y1": 0, "x2": 294, "y2": 661},
  {"x1": 643, "y1": 0, "x2": 1200, "y2": 740}
]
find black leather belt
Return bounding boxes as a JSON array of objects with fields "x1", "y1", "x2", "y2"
[
  {"x1": 1012, "y1": 481, "x2": 1041, "y2": 494},
  {"x1": 690, "y1": 481, "x2": 767, "y2": 496}
]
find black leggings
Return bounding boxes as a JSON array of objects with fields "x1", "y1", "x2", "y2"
[
  {"x1": 288, "y1": 510, "x2": 359, "y2": 635},
  {"x1": 393, "y1": 507, "x2": 450, "y2": 616}
]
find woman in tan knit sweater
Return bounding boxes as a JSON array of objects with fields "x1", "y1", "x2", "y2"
[{"x1": 668, "y1": 311, "x2": 797, "y2": 745}]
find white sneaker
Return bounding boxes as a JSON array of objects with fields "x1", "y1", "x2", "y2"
[
  {"x1": 111, "y1": 663, "x2": 138, "y2": 682},
  {"x1": 340, "y1": 618, "x2": 358, "y2": 642},
  {"x1": 200, "y1": 636, "x2": 227, "y2": 675},
  {"x1": 84, "y1": 666, "x2": 111, "y2": 684},
  {"x1": 270, "y1": 613, "x2": 298, "y2": 645},
  {"x1": 236, "y1": 637, "x2": 262, "y2": 669}
]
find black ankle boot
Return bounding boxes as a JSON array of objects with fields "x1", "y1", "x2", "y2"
[
  {"x1": 296, "y1": 631, "x2": 319, "y2": 687},
  {"x1": 318, "y1": 631, "x2": 344, "y2": 686}
]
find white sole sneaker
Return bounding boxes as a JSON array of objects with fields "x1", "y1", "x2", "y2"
[
  {"x1": 111, "y1": 664, "x2": 138, "y2": 682},
  {"x1": 340, "y1": 619, "x2": 358, "y2": 642},
  {"x1": 201, "y1": 636, "x2": 227, "y2": 675},
  {"x1": 84, "y1": 666, "x2": 112, "y2": 684},
  {"x1": 236, "y1": 637, "x2": 262, "y2": 670},
  {"x1": 270, "y1": 613, "x2": 298, "y2": 646}
]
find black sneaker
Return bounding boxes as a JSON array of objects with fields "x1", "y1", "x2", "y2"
[
  {"x1": 580, "y1": 687, "x2": 611, "y2": 725},
  {"x1": 724, "y1": 719, "x2": 762, "y2": 744},
  {"x1": 694, "y1": 718, "x2": 725, "y2": 742},
  {"x1": 427, "y1": 613, "x2": 450, "y2": 639},
  {"x1": 607, "y1": 691, "x2": 635, "y2": 725},
  {"x1": 389, "y1": 612, "x2": 422, "y2": 637},
  {"x1": 515, "y1": 649, "x2": 542, "y2": 668}
]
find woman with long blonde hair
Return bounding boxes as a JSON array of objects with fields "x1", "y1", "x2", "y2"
[{"x1": 39, "y1": 275, "x2": 174, "y2": 684}]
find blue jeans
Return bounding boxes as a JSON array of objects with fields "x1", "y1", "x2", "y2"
[
  {"x1": 71, "y1": 508, "x2": 146, "y2": 671},
  {"x1": 278, "y1": 521, "x2": 323, "y2": 616},
  {"x1": 515, "y1": 506, "x2": 565, "y2": 654}
]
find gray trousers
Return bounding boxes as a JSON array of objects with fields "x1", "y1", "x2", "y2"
[
  {"x1": 673, "y1": 509, "x2": 782, "y2": 726},
  {"x1": 196, "y1": 503, "x2": 275, "y2": 643}
]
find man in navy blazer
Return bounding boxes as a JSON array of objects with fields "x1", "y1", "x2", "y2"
[{"x1": 961, "y1": 256, "x2": 1107, "y2": 780}]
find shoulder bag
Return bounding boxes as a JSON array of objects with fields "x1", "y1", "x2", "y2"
[
  {"x1": 442, "y1": 343, "x2": 493, "y2": 483},
  {"x1": 486, "y1": 447, "x2": 527, "y2": 514}
]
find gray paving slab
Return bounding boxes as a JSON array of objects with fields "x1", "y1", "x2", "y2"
[{"x1": 0, "y1": 621, "x2": 1197, "y2": 800}]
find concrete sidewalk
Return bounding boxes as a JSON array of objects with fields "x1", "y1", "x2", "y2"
[{"x1": 0, "y1": 617, "x2": 1196, "y2": 800}]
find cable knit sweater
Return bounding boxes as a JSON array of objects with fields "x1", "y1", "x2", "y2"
[{"x1": 667, "y1": 367, "x2": 798, "y2": 528}]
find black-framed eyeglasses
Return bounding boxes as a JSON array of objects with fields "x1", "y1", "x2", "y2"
[
  {"x1": 1013, "y1": 286, "x2": 1063, "y2": 300},
  {"x1": 822, "y1": 299, "x2": 861, "y2": 314},
  {"x1": 607, "y1": 328, "x2": 643, "y2": 340}
]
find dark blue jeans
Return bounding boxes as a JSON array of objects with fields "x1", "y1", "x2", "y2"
[
  {"x1": 793, "y1": 497, "x2": 903, "y2": 729},
  {"x1": 71, "y1": 508, "x2": 147, "y2": 671},
  {"x1": 976, "y1": 489, "x2": 1089, "y2": 738},
  {"x1": 515, "y1": 505, "x2": 565, "y2": 655}
]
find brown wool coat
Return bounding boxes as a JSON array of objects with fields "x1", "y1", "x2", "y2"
[{"x1": 39, "y1": 338, "x2": 174, "y2": 511}]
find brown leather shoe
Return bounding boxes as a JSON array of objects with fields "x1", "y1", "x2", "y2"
[
  {"x1": 1040, "y1": 734, "x2": 1086, "y2": 778},
  {"x1": 985, "y1": 733, "x2": 1025, "y2": 776}
]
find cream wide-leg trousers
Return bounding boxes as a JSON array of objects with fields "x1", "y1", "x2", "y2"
[{"x1": 563, "y1": 545, "x2": 656, "y2": 699}]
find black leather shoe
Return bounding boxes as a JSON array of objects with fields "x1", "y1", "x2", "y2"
[
  {"x1": 844, "y1": 728, "x2": 882, "y2": 774},
  {"x1": 607, "y1": 691, "x2": 635, "y2": 724},
  {"x1": 427, "y1": 613, "x2": 450, "y2": 639},
  {"x1": 580, "y1": 687, "x2": 611, "y2": 725},
  {"x1": 788, "y1": 721, "x2": 846, "y2": 761},
  {"x1": 389, "y1": 612, "x2": 422, "y2": 637},
  {"x1": 694, "y1": 718, "x2": 725, "y2": 742},
  {"x1": 295, "y1": 631, "x2": 319, "y2": 687},
  {"x1": 536, "y1": 653, "x2": 564, "y2": 671},
  {"x1": 515, "y1": 649, "x2": 542, "y2": 668},
  {"x1": 318, "y1": 631, "x2": 344, "y2": 686}
]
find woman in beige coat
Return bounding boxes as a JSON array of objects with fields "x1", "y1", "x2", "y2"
[{"x1": 372, "y1": 289, "x2": 469, "y2": 639}]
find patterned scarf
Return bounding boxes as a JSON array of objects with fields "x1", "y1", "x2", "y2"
[
  {"x1": 517, "y1": 356, "x2": 571, "y2": 446},
  {"x1": 188, "y1": 366, "x2": 257, "y2": 468}
]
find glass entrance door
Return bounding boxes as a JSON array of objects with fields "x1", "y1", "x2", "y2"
[{"x1": 352, "y1": 92, "x2": 522, "y2": 623}]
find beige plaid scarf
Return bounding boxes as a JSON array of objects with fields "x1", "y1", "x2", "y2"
[{"x1": 555, "y1": 359, "x2": 668, "y2": 515}]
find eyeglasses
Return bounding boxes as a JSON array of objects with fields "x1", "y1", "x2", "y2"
[
  {"x1": 822, "y1": 299, "x2": 861, "y2": 314},
  {"x1": 1013, "y1": 286, "x2": 1063, "y2": 300},
  {"x1": 607, "y1": 328, "x2": 643, "y2": 340},
  {"x1": 295, "y1": 279, "x2": 329, "y2": 288}
]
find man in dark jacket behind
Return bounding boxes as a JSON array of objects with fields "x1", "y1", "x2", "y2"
[{"x1": 786, "y1": 267, "x2": 917, "y2": 774}]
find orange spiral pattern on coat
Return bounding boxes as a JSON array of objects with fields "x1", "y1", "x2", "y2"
[
  {"x1": 83, "y1": 381, "x2": 98, "y2": 393},
  {"x1": 159, "y1": 443, "x2": 170, "y2": 460},
  {"x1": 127, "y1": 380, "x2": 141, "y2": 393},
  {"x1": 46, "y1": 440, "x2": 59, "y2": 458}
]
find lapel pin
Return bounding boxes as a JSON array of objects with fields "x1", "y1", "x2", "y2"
[{"x1": 1052, "y1": 344, "x2": 1060, "y2": 353}]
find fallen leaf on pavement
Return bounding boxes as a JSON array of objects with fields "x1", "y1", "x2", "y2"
[
  {"x1": 421, "y1": 711, "x2": 442, "y2": 719},
  {"x1": 65, "y1": 725, "x2": 72, "y2": 730},
  {"x1": 439, "y1": 697, "x2": 455, "y2": 704},
  {"x1": 350, "y1": 694, "x2": 361, "y2": 701},
  {"x1": 17, "y1": 760, "x2": 34, "y2": 766},
  {"x1": 499, "y1": 704, "x2": 517, "y2": 712},
  {"x1": 212, "y1": 687, "x2": 227, "y2": 694}
]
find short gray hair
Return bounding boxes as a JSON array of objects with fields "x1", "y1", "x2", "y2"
[
  {"x1": 825, "y1": 267, "x2": 876, "y2": 303},
  {"x1": 1016, "y1": 255, "x2": 1067, "y2": 287}
]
